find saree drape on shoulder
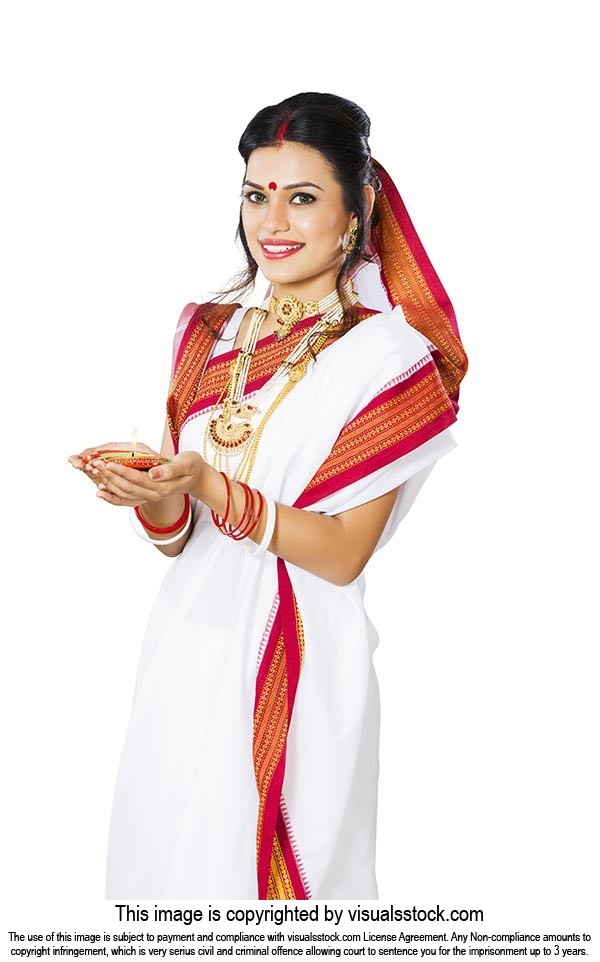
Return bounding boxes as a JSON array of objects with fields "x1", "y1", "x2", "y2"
[{"x1": 105, "y1": 281, "x2": 460, "y2": 900}]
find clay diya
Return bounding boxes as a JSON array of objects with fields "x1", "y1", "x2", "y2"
[{"x1": 84, "y1": 450, "x2": 170, "y2": 472}]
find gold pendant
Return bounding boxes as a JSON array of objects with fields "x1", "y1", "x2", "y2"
[
  {"x1": 207, "y1": 399, "x2": 261, "y2": 453},
  {"x1": 275, "y1": 316, "x2": 296, "y2": 340},
  {"x1": 288, "y1": 361, "x2": 308, "y2": 382},
  {"x1": 273, "y1": 294, "x2": 318, "y2": 339}
]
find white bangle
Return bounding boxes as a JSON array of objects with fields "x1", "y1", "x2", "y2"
[
  {"x1": 129, "y1": 504, "x2": 193, "y2": 545},
  {"x1": 244, "y1": 495, "x2": 276, "y2": 556}
]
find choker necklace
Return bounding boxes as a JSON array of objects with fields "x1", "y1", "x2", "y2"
[
  {"x1": 204, "y1": 278, "x2": 359, "y2": 479},
  {"x1": 270, "y1": 285, "x2": 352, "y2": 339}
]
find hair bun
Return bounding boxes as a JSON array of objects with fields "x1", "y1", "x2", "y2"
[{"x1": 334, "y1": 98, "x2": 371, "y2": 139}]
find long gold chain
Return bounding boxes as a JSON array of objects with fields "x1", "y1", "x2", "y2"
[
  {"x1": 202, "y1": 280, "x2": 358, "y2": 481},
  {"x1": 203, "y1": 303, "x2": 268, "y2": 462},
  {"x1": 231, "y1": 328, "x2": 332, "y2": 483}
]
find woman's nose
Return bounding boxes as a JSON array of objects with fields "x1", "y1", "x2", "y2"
[{"x1": 261, "y1": 198, "x2": 290, "y2": 233}]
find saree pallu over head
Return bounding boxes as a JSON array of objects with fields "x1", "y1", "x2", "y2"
[
  {"x1": 165, "y1": 160, "x2": 468, "y2": 899},
  {"x1": 361, "y1": 158, "x2": 468, "y2": 412}
]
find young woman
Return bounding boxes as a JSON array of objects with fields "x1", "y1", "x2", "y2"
[{"x1": 69, "y1": 92, "x2": 468, "y2": 900}]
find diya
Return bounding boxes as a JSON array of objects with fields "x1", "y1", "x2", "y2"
[{"x1": 84, "y1": 450, "x2": 170, "y2": 472}]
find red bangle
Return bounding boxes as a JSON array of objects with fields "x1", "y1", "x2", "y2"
[
  {"x1": 210, "y1": 472, "x2": 232, "y2": 529},
  {"x1": 229, "y1": 487, "x2": 265, "y2": 540},
  {"x1": 210, "y1": 476, "x2": 265, "y2": 541},
  {"x1": 218, "y1": 481, "x2": 252, "y2": 537},
  {"x1": 226, "y1": 482, "x2": 254, "y2": 538},
  {"x1": 212, "y1": 477, "x2": 252, "y2": 536},
  {"x1": 135, "y1": 494, "x2": 190, "y2": 534}
]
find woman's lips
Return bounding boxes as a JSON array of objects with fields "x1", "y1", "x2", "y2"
[{"x1": 259, "y1": 242, "x2": 305, "y2": 260}]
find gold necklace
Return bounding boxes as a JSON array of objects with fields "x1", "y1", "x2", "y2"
[
  {"x1": 205, "y1": 302, "x2": 268, "y2": 458},
  {"x1": 203, "y1": 279, "x2": 358, "y2": 481},
  {"x1": 270, "y1": 286, "x2": 353, "y2": 339}
]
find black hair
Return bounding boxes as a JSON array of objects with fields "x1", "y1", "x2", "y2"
[{"x1": 202, "y1": 91, "x2": 382, "y2": 345}]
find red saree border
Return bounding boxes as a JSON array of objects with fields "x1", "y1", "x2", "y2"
[
  {"x1": 182, "y1": 305, "x2": 381, "y2": 425},
  {"x1": 280, "y1": 792, "x2": 312, "y2": 898},
  {"x1": 204, "y1": 304, "x2": 381, "y2": 373},
  {"x1": 253, "y1": 557, "x2": 309, "y2": 900},
  {"x1": 293, "y1": 356, "x2": 457, "y2": 510},
  {"x1": 204, "y1": 311, "x2": 321, "y2": 371},
  {"x1": 167, "y1": 302, "x2": 240, "y2": 453},
  {"x1": 370, "y1": 160, "x2": 468, "y2": 408},
  {"x1": 183, "y1": 371, "x2": 285, "y2": 428}
]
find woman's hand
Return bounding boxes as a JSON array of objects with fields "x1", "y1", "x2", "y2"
[
  {"x1": 68, "y1": 441, "x2": 158, "y2": 489},
  {"x1": 79, "y1": 449, "x2": 207, "y2": 508}
]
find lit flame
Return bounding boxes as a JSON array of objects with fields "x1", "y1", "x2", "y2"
[{"x1": 131, "y1": 427, "x2": 137, "y2": 457}]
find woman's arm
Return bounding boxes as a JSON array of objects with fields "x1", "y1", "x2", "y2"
[
  {"x1": 95, "y1": 433, "x2": 398, "y2": 579},
  {"x1": 191, "y1": 463, "x2": 401, "y2": 586}
]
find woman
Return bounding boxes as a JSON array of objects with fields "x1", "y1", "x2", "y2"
[{"x1": 69, "y1": 92, "x2": 468, "y2": 900}]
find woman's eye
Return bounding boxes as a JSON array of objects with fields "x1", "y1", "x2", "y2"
[
  {"x1": 244, "y1": 191, "x2": 267, "y2": 203},
  {"x1": 291, "y1": 192, "x2": 316, "y2": 205}
]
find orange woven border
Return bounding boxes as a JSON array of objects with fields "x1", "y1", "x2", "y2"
[
  {"x1": 182, "y1": 307, "x2": 379, "y2": 422},
  {"x1": 253, "y1": 558, "x2": 309, "y2": 899},
  {"x1": 371, "y1": 160, "x2": 468, "y2": 404},
  {"x1": 166, "y1": 303, "x2": 239, "y2": 453},
  {"x1": 295, "y1": 355, "x2": 456, "y2": 508}
]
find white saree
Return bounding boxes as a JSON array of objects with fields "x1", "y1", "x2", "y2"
[{"x1": 104, "y1": 263, "x2": 459, "y2": 900}]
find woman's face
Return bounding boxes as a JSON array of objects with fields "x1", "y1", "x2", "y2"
[{"x1": 241, "y1": 141, "x2": 357, "y2": 294}]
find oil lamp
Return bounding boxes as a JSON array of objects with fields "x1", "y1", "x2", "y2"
[{"x1": 83, "y1": 428, "x2": 170, "y2": 472}]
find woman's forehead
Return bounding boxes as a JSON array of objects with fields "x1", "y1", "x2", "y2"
[{"x1": 245, "y1": 142, "x2": 332, "y2": 182}]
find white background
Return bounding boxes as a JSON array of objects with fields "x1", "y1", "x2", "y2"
[{"x1": 1, "y1": 0, "x2": 598, "y2": 950}]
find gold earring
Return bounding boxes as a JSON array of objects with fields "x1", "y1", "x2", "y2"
[{"x1": 345, "y1": 224, "x2": 359, "y2": 255}]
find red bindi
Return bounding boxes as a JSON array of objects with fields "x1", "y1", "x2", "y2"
[{"x1": 268, "y1": 182, "x2": 277, "y2": 191}]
